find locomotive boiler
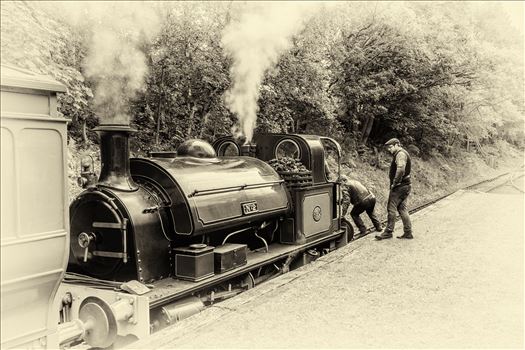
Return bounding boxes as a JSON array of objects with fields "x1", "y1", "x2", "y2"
[{"x1": 69, "y1": 124, "x2": 291, "y2": 283}]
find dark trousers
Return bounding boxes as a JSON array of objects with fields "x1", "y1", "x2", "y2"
[
  {"x1": 385, "y1": 184, "x2": 412, "y2": 234},
  {"x1": 350, "y1": 195, "x2": 382, "y2": 234}
]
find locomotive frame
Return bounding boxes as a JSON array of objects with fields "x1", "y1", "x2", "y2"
[{"x1": 0, "y1": 65, "x2": 353, "y2": 349}]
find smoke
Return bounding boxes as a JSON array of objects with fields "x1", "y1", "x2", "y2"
[
  {"x1": 222, "y1": 2, "x2": 317, "y2": 142},
  {"x1": 43, "y1": 2, "x2": 163, "y2": 125}
]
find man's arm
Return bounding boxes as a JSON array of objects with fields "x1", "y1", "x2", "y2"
[
  {"x1": 341, "y1": 188, "x2": 351, "y2": 216},
  {"x1": 392, "y1": 152, "x2": 407, "y2": 188}
]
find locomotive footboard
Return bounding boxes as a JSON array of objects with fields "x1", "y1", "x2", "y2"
[{"x1": 149, "y1": 229, "x2": 346, "y2": 307}]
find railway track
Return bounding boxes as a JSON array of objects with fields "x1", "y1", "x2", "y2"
[{"x1": 485, "y1": 168, "x2": 524, "y2": 193}]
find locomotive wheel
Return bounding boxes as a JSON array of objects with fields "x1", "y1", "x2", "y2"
[
  {"x1": 79, "y1": 297, "x2": 117, "y2": 348},
  {"x1": 240, "y1": 273, "x2": 255, "y2": 290}
]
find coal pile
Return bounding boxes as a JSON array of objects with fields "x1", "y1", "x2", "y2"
[{"x1": 267, "y1": 157, "x2": 313, "y2": 189}]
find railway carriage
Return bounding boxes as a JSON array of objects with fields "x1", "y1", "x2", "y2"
[
  {"x1": 1, "y1": 65, "x2": 69, "y2": 349},
  {"x1": 0, "y1": 65, "x2": 352, "y2": 349}
]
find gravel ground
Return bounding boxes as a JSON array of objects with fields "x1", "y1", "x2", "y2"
[{"x1": 134, "y1": 182, "x2": 524, "y2": 349}]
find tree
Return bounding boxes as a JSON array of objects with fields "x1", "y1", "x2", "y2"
[
  {"x1": 255, "y1": 13, "x2": 343, "y2": 139},
  {"x1": 1, "y1": 1, "x2": 96, "y2": 145},
  {"x1": 130, "y1": 2, "x2": 232, "y2": 153}
]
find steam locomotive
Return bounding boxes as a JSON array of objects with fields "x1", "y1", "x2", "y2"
[{"x1": 1, "y1": 65, "x2": 352, "y2": 349}]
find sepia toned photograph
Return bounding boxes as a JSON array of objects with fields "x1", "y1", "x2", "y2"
[{"x1": 1, "y1": 1, "x2": 523, "y2": 349}]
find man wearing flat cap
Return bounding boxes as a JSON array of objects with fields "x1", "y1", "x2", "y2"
[{"x1": 376, "y1": 138, "x2": 413, "y2": 240}]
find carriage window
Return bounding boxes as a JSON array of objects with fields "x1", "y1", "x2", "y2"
[
  {"x1": 275, "y1": 139, "x2": 301, "y2": 160},
  {"x1": 217, "y1": 141, "x2": 240, "y2": 156}
]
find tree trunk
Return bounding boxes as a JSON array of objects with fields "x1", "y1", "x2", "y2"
[
  {"x1": 373, "y1": 146, "x2": 381, "y2": 169},
  {"x1": 360, "y1": 115, "x2": 375, "y2": 144},
  {"x1": 196, "y1": 87, "x2": 220, "y2": 138},
  {"x1": 186, "y1": 105, "x2": 197, "y2": 137},
  {"x1": 155, "y1": 67, "x2": 165, "y2": 148},
  {"x1": 81, "y1": 120, "x2": 88, "y2": 144},
  {"x1": 199, "y1": 112, "x2": 210, "y2": 138}
]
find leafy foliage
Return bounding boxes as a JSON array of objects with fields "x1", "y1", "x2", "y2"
[
  {"x1": 1, "y1": 1, "x2": 523, "y2": 158},
  {"x1": 130, "y1": 2, "x2": 232, "y2": 153},
  {"x1": 1, "y1": 1, "x2": 96, "y2": 144},
  {"x1": 330, "y1": 3, "x2": 488, "y2": 155}
]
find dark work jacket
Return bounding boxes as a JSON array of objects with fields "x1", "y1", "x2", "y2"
[
  {"x1": 389, "y1": 148, "x2": 411, "y2": 188},
  {"x1": 346, "y1": 180, "x2": 373, "y2": 205}
]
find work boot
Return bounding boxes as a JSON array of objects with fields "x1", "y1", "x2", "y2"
[
  {"x1": 375, "y1": 231, "x2": 393, "y2": 240},
  {"x1": 354, "y1": 231, "x2": 367, "y2": 240},
  {"x1": 375, "y1": 225, "x2": 383, "y2": 232},
  {"x1": 397, "y1": 233, "x2": 414, "y2": 239}
]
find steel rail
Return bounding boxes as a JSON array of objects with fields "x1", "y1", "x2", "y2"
[{"x1": 485, "y1": 167, "x2": 524, "y2": 193}]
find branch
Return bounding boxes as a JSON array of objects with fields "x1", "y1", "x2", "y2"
[
  {"x1": 464, "y1": 97, "x2": 512, "y2": 116},
  {"x1": 327, "y1": 76, "x2": 341, "y2": 93},
  {"x1": 346, "y1": 21, "x2": 375, "y2": 45}
]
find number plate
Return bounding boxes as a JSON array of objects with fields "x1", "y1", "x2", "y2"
[{"x1": 241, "y1": 201, "x2": 258, "y2": 215}]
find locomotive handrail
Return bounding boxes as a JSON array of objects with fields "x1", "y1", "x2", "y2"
[
  {"x1": 92, "y1": 222, "x2": 123, "y2": 229},
  {"x1": 188, "y1": 180, "x2": 285, "y2": 198},
  {"x1": 320, "y1": 136, "x2": 343, "y2": 226}
]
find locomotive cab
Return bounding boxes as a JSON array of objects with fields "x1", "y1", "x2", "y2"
[{"x1": 214, "y1": 134, "x2": 344, "y2": 245}]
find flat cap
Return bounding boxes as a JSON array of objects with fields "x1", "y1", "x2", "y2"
[{"x1": 384, "y1": 138, "x2": 400, "y2": 146}]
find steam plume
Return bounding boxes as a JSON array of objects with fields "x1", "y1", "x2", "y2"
[
  {"x1": 222, "y1": 3, "x2": 316, "y2": 141},
  {"x1": 44, "y1": 2, "x2": 162, "y2": 125}
]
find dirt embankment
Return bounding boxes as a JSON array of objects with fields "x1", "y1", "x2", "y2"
[{"x1": 67, "y1": 139, "x2": 524, "y2": 213}]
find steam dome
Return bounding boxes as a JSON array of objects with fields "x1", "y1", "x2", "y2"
[{"x1": 177, "y1": 139, "x2": 217, "y2": 158}]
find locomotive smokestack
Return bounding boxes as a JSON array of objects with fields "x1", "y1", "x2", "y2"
[{"x1": 93, "y1": 124, "x2": 138, "y2": 191}]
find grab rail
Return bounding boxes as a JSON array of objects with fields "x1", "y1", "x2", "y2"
[{"x1": 188, "y1": 180, "x2": 284, "y2": 198}]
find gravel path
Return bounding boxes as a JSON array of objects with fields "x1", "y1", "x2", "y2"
[{"x1": 134, "y1": 186, "x2": 524, "y2": 349}]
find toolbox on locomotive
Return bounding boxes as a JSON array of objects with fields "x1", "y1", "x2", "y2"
[
  {"x1": 213, "y1": 243, "x2": 248, "y2": 274},
  {"x1": 172, "y1": 244, "x2": 215, "y2": 282}
]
